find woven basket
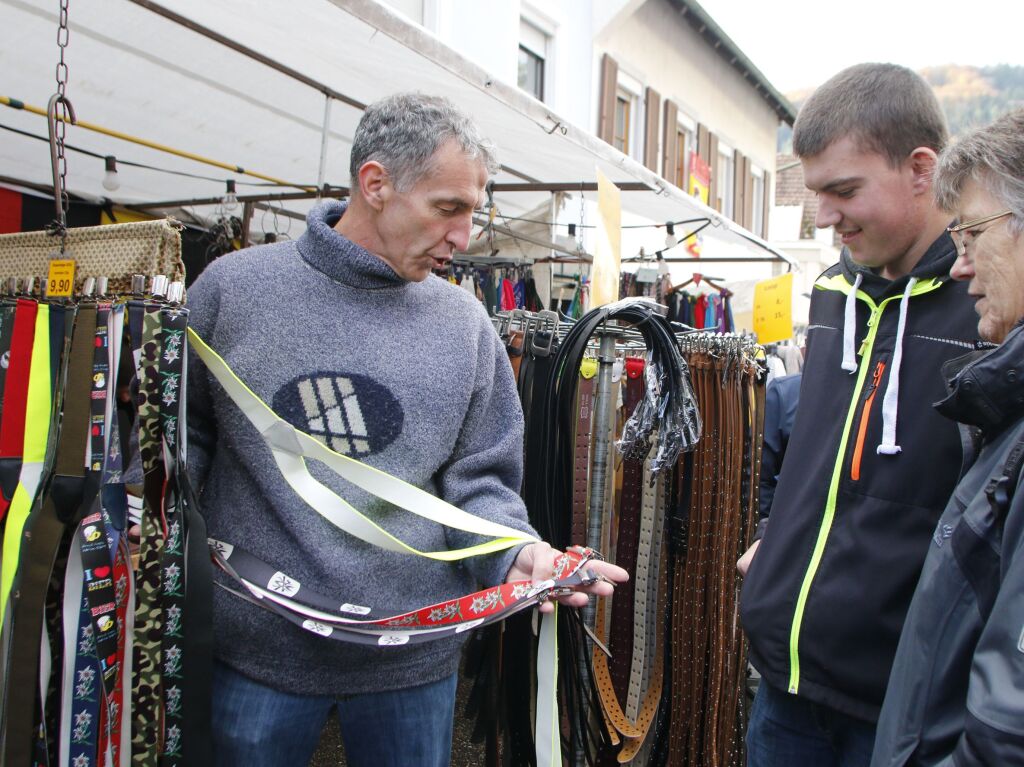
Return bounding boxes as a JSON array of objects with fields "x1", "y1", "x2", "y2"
[{"x1": 0, "y1": 220, "x2": 184, "y2": 296}]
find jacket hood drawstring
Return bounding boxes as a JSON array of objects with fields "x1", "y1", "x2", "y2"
[
  {"x1": 840, "y1": 271, "x2": 918, "y2": 455},
  {"x1": 841, "y1": 274, "x2": 863, "y2": 373},
  {"x1": 877, "y1": 277, "x2": 917, "y2": 455}
]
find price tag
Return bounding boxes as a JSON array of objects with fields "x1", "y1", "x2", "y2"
[
  {"x1": 47, "y1": 258, "x2": 76, "y2": 298},
  {"x1": 753, "y1": 272, "x2": 794, "y2": 344}
]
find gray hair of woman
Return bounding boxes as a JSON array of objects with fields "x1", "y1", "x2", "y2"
[
  {"x1": 934, "y1": 109, "x2": 1024, "y2": 237},
  {"x1": 349, "y1": 92, "x2": 499, "y2": 192}
]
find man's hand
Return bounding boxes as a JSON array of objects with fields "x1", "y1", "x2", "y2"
[
  {"x1": 507, "y1": 542, "x2": 629, "y2": 614},
  {"x1": 737, "y1": 539, "x2": 760, "y2": 577}
]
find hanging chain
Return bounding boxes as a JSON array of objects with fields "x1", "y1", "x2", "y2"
[{"x1": 53, "y1": 0, "x2": 71, "y2": 241}]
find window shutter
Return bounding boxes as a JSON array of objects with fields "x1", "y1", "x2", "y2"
[
  {"x1": 744, "y1": 157, "x2": 755, "y2": 230},
  {"x1": 696, "y1": 123, "x2": 710, "y2": 164},
  {"x1": 598, "y1": 54, "x2": 618, "y2": 145},
  {"x1": 662, "y1": 100, "x2": 679, "y2": 183},
  {"x1": 644, "y1": 87, "x2": 660, "y2": 172},
  {"x1": 762, "y1": 170, "x2": 772, "y2": 239}
]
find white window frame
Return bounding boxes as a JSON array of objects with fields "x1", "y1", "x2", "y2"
[
  {"x1": 751, "y1": 163, "x2": 766, "y2": 238},
  {"x1": 615, "y1": 69, "x2": 644, "y2": 161},
  {"x1": 674, "y1": 112, "x2": 697, "y2": 190},
  {"x1": 717, "y1": 139, "x2": 736, "y2": 219},
  {"x1": 520, "y1": 5, "x2": 557, "y2": 105}
]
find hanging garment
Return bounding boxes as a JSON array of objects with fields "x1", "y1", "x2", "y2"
[
  {"x1": 694, "y1": 295, "x2": 708, "y2": 330},
  {"x1": 705, "y1": 294, "x2": 718, "y2": 329}
]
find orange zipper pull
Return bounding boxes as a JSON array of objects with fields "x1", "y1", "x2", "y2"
[{"x1": 851, "y1": 359, "x2": 887, "y2": 480}]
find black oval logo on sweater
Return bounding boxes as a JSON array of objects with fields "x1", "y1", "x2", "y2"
[{"x1": 272, "y1": 372, "x2": 403, "y2": 457}]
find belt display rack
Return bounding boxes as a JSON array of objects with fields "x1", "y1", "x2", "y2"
[
  {"x1": 469, "y1": 303, "x2": 765, "y2": 767},
  {"x1": 0, "y1": 221, "x2": 216, "y2": 767}
]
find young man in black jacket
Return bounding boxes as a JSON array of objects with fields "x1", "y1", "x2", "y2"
[{"x1": 738, "y1": 63, "x2": 980, "y2": 766}]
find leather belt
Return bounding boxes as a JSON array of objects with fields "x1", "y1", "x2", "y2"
[
  {"x1": 571, "y1": 359, "x2": 598, "y2": 545},
  {"x1": 608, "y1": 357, "x2": 645, "y2": 701},
  {"x1": 663, "y1": 350, "x2": 764, "y2": 767},
  {"x1": 506, "y1": 329, "x2": 525, "y2": 382}
]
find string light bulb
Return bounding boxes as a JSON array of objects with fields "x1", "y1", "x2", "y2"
[
  {"x1": 223, "y1": 179, "x2": 239, "y2": 212},
  {"x1": 664, "y1": 221, "x2": 677, "y2": 249},
  {"x1": 102, "y1": 155, "x2": 120, "y2": 192}
]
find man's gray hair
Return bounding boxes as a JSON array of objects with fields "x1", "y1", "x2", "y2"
[
  {"x1": 793, "y1": 63, "x2": 948, "y2": 167},
  {"x1": 349, "y1": 92, "x2": 498, "y2": 192},
  {"x1": 934, "y1": 108, "x2": 1024, "y2": 237}
]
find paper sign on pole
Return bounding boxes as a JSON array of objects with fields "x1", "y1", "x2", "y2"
[
  {"x1": 753, "y1": 272, "x2": 794, "y2": 344},
  {"x1": 590, "y1": 169, "x2": 621, "y2": 307}
]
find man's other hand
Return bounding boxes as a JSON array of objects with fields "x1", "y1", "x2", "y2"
[
  {"x1": 737, "y1": 540, "x2": 761, "y2": 577},
  {"x1": 507, "y1": 542, "x2": 629, "y2": 614}
]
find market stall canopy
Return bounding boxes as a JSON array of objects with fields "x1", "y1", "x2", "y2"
[{"x1": 0, "y1": 0, "x2": 791, "y2": 263}]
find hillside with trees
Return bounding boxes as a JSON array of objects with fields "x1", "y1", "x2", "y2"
[{"x1": 778, "y1": 64, "x2": 1024, "y2": 151}]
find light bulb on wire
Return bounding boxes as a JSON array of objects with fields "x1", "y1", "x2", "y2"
[
  {"x1": 223, "y1": 179, "x2": 239, "y2": 212},
  {"x1": 102, "y1": 155, "x2": 120, "y2": 192},
  {"x1": 664, "y1": 221, "x2": 677, "y2": 249}
]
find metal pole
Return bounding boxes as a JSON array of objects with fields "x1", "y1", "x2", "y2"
[
  {"x1": 317, "y1": 95, "x2": 333, "y2": 194},
  {"x1": 576, "y1": 330, "x2": 617, "y2": 766}
]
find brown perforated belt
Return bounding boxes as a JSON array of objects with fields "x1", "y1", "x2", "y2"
[
  {"x1": 608, "y1": 357, "x2": 646, "y2": 698},
  {"x1": 572, "y1": 359, "x2": 598, "y2": 545}
]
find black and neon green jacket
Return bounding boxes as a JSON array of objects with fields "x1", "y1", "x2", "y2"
[{"x1": 739, "y1": 233, "x2": 980, "y2": 722}]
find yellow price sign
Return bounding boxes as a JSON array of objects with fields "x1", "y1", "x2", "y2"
[
  {"x1": 47, "y1": 259, "x2": 76, "y2": 298},
  {"x1": 753, "y1": 272, "x2": 793, "y2": 344}
]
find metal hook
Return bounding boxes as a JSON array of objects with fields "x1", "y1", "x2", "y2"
[{"x1": 46, "y1": 92, "x2": 77, "y2": 232}]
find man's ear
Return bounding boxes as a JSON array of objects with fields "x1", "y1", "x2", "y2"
[
  {"x1": 908, "y1": 147, "x2": 939, "y2": 195},
  {"x1": 357, "y1": 161, "x2": 392, "y2": 211}
]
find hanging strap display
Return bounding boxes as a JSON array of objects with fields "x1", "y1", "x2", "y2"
[{"x1": 2, "y1": 303, "x2": 95, "y2": 767}]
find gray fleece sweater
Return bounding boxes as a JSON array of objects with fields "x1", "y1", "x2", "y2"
[{"x1": 186, "y1": 200, "x2": 537, "y2": 695}]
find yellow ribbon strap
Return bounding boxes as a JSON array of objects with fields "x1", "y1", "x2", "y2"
[
  {"x1": 188, "y1": 328, "x2": 537, "y2": 560},
  {"x1": 1, "y1": 305, "x2": 53, "y2": 623}
]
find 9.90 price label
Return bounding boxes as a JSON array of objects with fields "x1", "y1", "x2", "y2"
[{"x1": 47, "y1": 259, "x2": 76, "y2": 298}]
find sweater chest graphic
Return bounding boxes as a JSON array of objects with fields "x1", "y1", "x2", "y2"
[{"x1": 272, "y1": 372, "x2": 403, "y2": 457}]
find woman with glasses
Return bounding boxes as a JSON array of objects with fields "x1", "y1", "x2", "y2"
[{"x1": 872, "y1": 108, "x2": 1024, "y2": 766}]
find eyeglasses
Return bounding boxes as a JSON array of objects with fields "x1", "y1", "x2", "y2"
[{"x1": 947, "y1": 210, "x2": 1013, "y2": 257}]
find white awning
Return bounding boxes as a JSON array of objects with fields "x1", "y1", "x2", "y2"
[{"x1": 0, "y1": 0, "x2": 791, "y2": 264}]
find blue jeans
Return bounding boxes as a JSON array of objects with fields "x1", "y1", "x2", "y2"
[
  {"x1": 212, "y1": 661, "x2": 458, "y2": 767},
  {"x1": 746, "y1": 681, "x2": 877, "y2": 767}
]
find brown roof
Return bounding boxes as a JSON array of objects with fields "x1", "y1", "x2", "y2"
[{"x1": 775, "y1": 153, "x2": 841, "y2": 245}]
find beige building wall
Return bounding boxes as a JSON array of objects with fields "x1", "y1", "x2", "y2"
[{"x1": 598, "y1": 0, "x2": 779, "y2": 173}]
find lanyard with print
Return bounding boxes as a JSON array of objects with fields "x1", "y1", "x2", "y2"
[
  {"x1": 158, "y1": 306, "x2": 187, "y2": 767},
  {"x1": 211, "y1": 538, "x2": 601, "y2": 643},
  {"x1": 131, "y1": 305, "x2": 166, "y2": 767}
]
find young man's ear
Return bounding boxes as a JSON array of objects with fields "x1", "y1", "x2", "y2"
[
  {"x1": 357, "y1": 161, "x2": 392, "y2": 211},
  {"x1": 907, "y1": 147, "x2": 939, "y2": 194}
]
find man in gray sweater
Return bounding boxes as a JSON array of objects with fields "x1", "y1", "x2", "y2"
[{"x1": 186, "y1": 93, "x2": 625, "y2": 766}]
